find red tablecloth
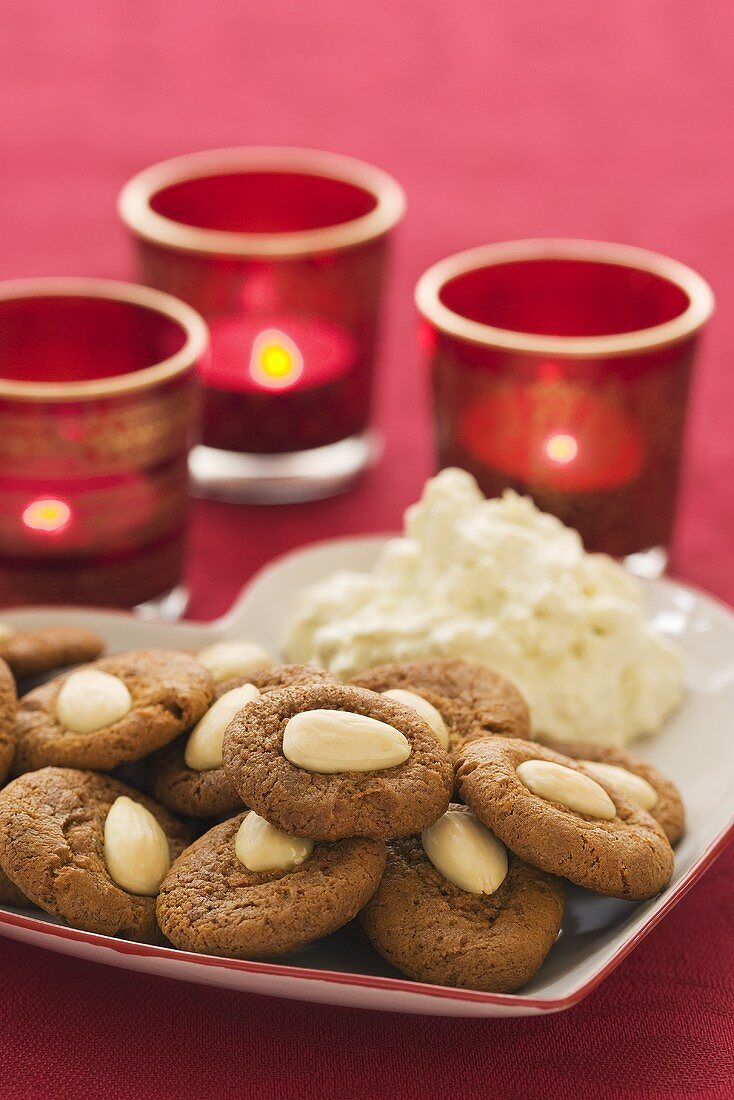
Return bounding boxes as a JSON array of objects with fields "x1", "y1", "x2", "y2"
[{"x1": 1, "y1": 2, "x2": 733, "y2": 1096}]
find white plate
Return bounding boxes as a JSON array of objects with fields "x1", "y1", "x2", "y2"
[{"x1": 1, "y1": 536, "x2": 733, "y2": 1018}]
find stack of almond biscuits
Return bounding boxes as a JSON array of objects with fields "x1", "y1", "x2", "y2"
[{"x1": 0, "y1": 634, "x2": 683, "y2": 994}]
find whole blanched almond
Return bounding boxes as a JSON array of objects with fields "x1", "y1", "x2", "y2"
[
  {"x1": 56, "y1": 669, "x2": 133, "y2": 734},
  {"x1": 282, "y1": 709, "x2": 412, "y2": 774},
  {"x1": 103, "y1": 796, "x2": 171, "y2": 896},
  {"x1": 580, "y1": 760, "x2": 658, "y2": 810},
  {"x1": 422, "y1": 810, "x2": 508, "y2": 894},
  {"x1": 197, "y1": 640, "x2": 272, "y2": 683},
  {"x1": 382, "y1": 689, "x2": 449, "y2": 749},
  {"x1": 235, "y1": 811, "x2": 314, "y2": 873},
  {"x1": 516, "y1": 759, "x2": 616, "y2": 820},
  {"x1": 185, "y1": 683, "x2": 260, "y2": 771}
]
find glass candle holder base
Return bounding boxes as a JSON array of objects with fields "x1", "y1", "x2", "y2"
[
  {"x1": 623, "y1": 546, "x2": 668, "y2": 581},
  {"x1": 189, "y1": 430, "x2": 382, "y2": 505},
  {"x1": 135, "y1": 584, "x2": 190, "y2": 623}
]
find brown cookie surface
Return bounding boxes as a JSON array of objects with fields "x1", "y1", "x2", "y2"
[
  {"x1": 0, "y1": 626, "x2": 105, "y2": 679},
  {"x1": 244, "y1": 664, "x2": 335, "y2": 694},
  {"x1": 0, "y1": 767, "x2": 190, "y2": 940},
  {"x1": 456, "y1": 738, "x2": 675, "y2": 900},
  {"x1": 360, "y1": 806, "x2": 564, "y2": 993},
  {"x1": 14, "y1": 650, "x2": 214, "y2": 773},
  {"x1": 0, "y1": 658, "x2": 17, "y2": 784},
  {"x1": 157, "y1": 811, "x2": 387, "y2": 958},
  {"x1": 151, "y1": 665, "x2": 334, "y2": 818},
  {"x1": 223, "y1": 682, "x2": 453, "y2": 841},
  {"x1": 150, "y1": 736, "x2": 244, "y2": 820},
  {"x1": 541, "y1": 740, "x2": 686, "y2": 846},
  {"x1": 351, "y1": 659, "x2": 530, "y2": 754},
  {"x1": 0, "y1": 863, "x2": 27, "y2": 908}
]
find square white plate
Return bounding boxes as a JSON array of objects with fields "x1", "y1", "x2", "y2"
[{"x1": 0, "y1": 536, "x2": 732, "y2": 1018}]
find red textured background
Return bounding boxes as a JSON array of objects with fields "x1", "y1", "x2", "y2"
[{"x1": 1, "y1": 2, "x2": 733, "y2": 1096}]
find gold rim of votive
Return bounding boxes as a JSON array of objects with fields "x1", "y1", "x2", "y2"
[
  {"x1": 0, "y1": 277, "x2": 209, "y2": 401},
  {"x1": 118, "y1": 146, "x2": 406, "y2": 259},
  {"x1": 415, "y1": 238, "x2": 715, "y2": 359}
]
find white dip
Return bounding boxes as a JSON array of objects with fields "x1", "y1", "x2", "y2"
[{"x1": 284, "y1": 468, "x2": 683, "y2": 747}]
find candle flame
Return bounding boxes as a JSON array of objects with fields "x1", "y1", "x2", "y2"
[
  {"x1": 22, "y1": 498, "x2": 72, "y2": 533},
  {"x1": 543, "y1": 433, "x2": 578, "y2": 465},
  {"x1": 249, "y1": 329, "x2": 304, "y2": 390}
]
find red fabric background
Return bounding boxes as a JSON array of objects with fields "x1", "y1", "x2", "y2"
[{"x1": 1, "y1": 2, "x2": 733, "y2": 1096}]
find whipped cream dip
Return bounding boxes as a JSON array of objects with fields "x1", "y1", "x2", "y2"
[{"x1": 284, "y1": 468, "x2": 683, "y2": 746}]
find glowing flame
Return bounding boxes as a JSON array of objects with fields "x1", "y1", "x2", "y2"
[
  {"x1": 249, "y1": 329, "x2": 304, "y2": 390},
  {"x1": 22, "y1": 498, "x2": 72, "y2": 534},
  {"x1": 543, "y1": 433, "x2": 578, "y2": 466}
]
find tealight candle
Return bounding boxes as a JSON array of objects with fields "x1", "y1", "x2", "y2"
[
  {"x1": 0, "y1": 278, "x2": 207, "y2": 609},
  {"x1": 119, "y1": 147, "x2": 405, "y2": 502},
  {"x1": 201, "y1": 314, "x2": 357, "y2": 455},
  {"x1": 416, "y1": 239, "x2": 714, "y2": 568},
  {"x1": 459, "y1": 380, "x2": 643, "y2": 493}
]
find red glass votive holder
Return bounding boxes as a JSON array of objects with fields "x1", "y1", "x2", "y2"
[
  {"x1": 416, "y1": 240, "x2": 714, "y2": 570},
  {"x1": 119, "y1": 148, "x2": 406, "y2": 503},
  {"x1": 0, "y1": 278, "x2": 208, "y2": 609}
]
